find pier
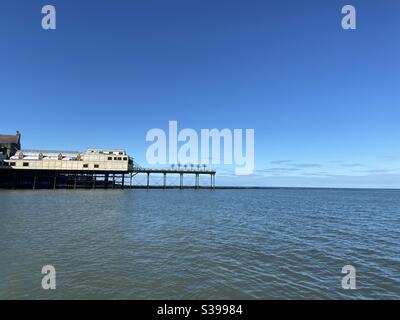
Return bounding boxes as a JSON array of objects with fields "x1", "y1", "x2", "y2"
[
  {"x1": 0, "y1": 132, "x2": 216, "y2": 190},
  {"x1": 0, "y1": 168, "x2": 216, "y2": 190},
  {"x1": 129, "y1": 168, "x2": 216, "y2": 189}
]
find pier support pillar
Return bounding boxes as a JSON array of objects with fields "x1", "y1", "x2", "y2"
[
  {"x1": 163, "y1": 173, "x2": 166, "y2": 189},
  {"x1": 33, "y1": 174, "x2": 37, "y2": 190},
  {"x1": 180, "y1": 173, "x2": 183, "y2": 189},
  {"x1": 12, "y1": 172, "x2": 16, "y2": 189},
  {"x1": 195, "y1": 173, "x2": 199, "y2": 189},
  {"x1": 112, "y1": 174, "x2": 115, "y2": 189},
  {"x1": 121, "y1": 174, "x2": 125, "y2": 189},
  {"x1": 130, "y1": 173, "x2": 132, "y2": 188},
  {"x1": 147, "y1": 172, "x2": 150, "y2": 189},
  {"x1": 74, "y1": 175, "x2": 77, "y2": 189},
  {"x1": 210, "y1": 174, "x2": 216, "y2": 189},
  {"x1": 104, "y1": 174, "x2": 109, "y2": 189},
  {"x1": 53, "y1": 173, "x2": 57, "y2": 190},
  {"x1": 92, "y1": 174, "x2": 96, "y2": 189}
]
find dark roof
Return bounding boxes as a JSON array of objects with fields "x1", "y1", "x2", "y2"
[{"x1": 0, "y1": 134, "x2": 19, "y2": 144}]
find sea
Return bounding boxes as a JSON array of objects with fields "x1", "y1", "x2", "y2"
[{"x1": 0, "y1": 188, "x2": 399, "y2": 299}]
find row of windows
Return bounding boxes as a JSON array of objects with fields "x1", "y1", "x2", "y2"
[
  {"x1": 9, "y1": 163, "x2": 108, "y2": 169},
  {"x1": 107, "y1": 157, "x2": 128, "y2": 161},
  {"x1": 12, "y1": 163, "x2": 104, "y2": 169},
  {"x1": 8, "y1": 162, "x2": 29, "y2": 166},
  {"x1": 8, "y1": 157, "x2": 128, "y2": 165},
  {"x1": 83, "y1": 164, "x2": 100, "y2": 168}
]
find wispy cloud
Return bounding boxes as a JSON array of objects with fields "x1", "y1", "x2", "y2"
[
  {"x1": 216, "y1": 171, "x2": 400, "y2": 189},
  {"x1": 357, "y1": 168, "x2": 400, "y2": 174},
  {"x1": 269, "y1": 160, "x2": 322, "y2": 168},
  {"x1": 290, "y1": 163, "x2": 323, "y2": 168},
  {"x1": 269, "y1": 160, "x2": 292, "y2": 165},
  {"x1": 381, "y1": 155, "x2": 398, "y2": 161},
  {"x1": 258, "y1": 167, "x2": 300, "y2": 173},
  {"x1": 301, "y1": 172, "x2": 332, "y2": 177},
  {"x1": 340, "y1": 163, "x2": 364, "y2": 168},
  {"x1": 214, "y1": 168, "x2": 236, "y2": 177},
  {"x1": 251, "y1": 167, "x2": 302, "y2": 177}
]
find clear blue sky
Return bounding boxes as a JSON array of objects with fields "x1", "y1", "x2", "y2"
[{"x1": 1, "y1": 0, "x2": 400, "y2": 188}]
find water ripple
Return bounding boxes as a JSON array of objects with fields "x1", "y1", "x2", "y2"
[{"x1": 0, "y1": 188, "x2": 399, "y2": 299}]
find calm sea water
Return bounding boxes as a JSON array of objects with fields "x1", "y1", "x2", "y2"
[{"x1": 0, "y1": 188, "x2": 399, "y2": 299}]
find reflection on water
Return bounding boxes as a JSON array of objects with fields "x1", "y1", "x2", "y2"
[{"x1": 0, "y1": 188, "x2": 399, "y2": 299}]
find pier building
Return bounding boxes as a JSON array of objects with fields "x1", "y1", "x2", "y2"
[
  {"x1": 5, "y1": 149, "x2": 132, "y2": 172},
  {"x1": 0, "y1": 132, "x2": 216, "y2": 189}
]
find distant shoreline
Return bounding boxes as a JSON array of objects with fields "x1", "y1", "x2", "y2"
[
  {"x1": 108, "y1": 186, "x2": 400, "y2": 191},
  {"x1": 1, "y1": 185, "x2": 399, "y2": 191},
  {"x1": 137, "y1": 186, "x2": 400, "y2": 191}
]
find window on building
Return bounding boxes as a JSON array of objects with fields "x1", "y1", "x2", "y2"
[
  {"x1": 123, "y1": 157, "x2": 127, "y2": 161},
  {"x1": 94, "y1": 164, "x2": 99, "y2": 168},
  {"x1": 83, "y1": 164, "x2": 89, "y2": 168},
  {"x1": 119, "y1": 152, "x2": 123, "y2": 155},
  {"x1": 108, "y1": 157, "x2": 112, "y2": 160},
  {"x1": 10, "y1": 162, "x2": 16, "y2": 166},
  {"x1": 23, "y1": 162, "x2": 29, "y2": 167},
  {"x1": 117, "y1": 157, "x2": 122, "y2": 161}
]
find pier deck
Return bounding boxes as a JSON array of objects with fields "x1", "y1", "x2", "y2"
[
  {"x1": 130, "y1": 168, "x2": 216, "y2": 189},
  {"x1": 0, "y1": 167, "x2": 216, "y2": 190}
]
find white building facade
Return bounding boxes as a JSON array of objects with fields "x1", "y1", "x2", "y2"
[{"x1": 4, "y1": 149, "x2": 133, "y2": 172}]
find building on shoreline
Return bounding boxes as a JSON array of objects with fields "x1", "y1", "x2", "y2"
[{"x1": 0, "y1": 131, "x2": 21, "y2": 159}]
